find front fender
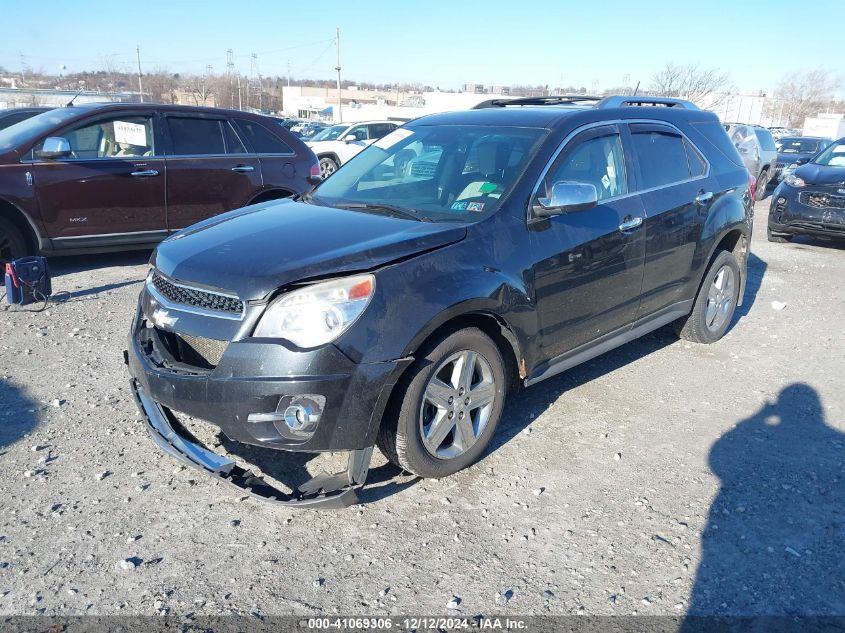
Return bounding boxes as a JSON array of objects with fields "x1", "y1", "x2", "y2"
[{"x1": 697, "y1": 189, "x2": 752, "y2": 303}]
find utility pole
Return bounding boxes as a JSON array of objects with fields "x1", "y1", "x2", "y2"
[
  {"x1": 136, "y1": 45, "x2": 144, "y2": 102},
  {"x1": 237, "y1": 74, "x2": 242, "y2": 110},
  {"x1": 335, "y1": 27, "x2": 343, "y2": 123},
  {"x1": 287, "y1": 59, "x2": 291, "y2": 87}
]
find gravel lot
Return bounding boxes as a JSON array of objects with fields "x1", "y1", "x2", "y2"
[{"x1": 1, "y1": 199, "x2": 843, "y2": 619}]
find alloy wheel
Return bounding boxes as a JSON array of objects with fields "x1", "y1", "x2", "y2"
[
  {"x1": 418, "y1": 350, "x2": 497, "y2": 459},
  {"x1": 704, "y1": 265, "x2": 736, "y2": 332}
]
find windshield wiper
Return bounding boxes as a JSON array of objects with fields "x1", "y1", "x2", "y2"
[{"x1": 335, "y1": 202, "x2": 431, "y2": 222}]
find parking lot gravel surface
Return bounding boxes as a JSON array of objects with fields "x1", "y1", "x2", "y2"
[{"x1": 1, "y1": 200, "x2": 843, "y2": 618}]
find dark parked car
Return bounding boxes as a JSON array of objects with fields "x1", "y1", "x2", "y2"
[
  {"x1": 127, "y1": 95, "x2": 754, "y2": 508},
  {"x1": 772, "y1": 136, "x2": 833, "y2": 183},
  {"x1": 0, "y1": 107, "x2": 52, "y2": 131},
  {"x1": 768, "y1": 137, "x2": 845, "y2": 242},
  {"x1": 0, "y1": 103, "x2": 318, "y2": 263}
]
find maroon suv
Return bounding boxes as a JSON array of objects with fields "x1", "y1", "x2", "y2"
[{"x1": 0, "y1": 103, "x2": 319, "y2": 262}]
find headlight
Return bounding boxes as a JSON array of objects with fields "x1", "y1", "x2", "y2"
[
  {"x1": 784, "y1": 173, "x2": 806, "y2": 188},
  {"x1": 253, "y1": 274, "x2": 375, "y2": 348}
]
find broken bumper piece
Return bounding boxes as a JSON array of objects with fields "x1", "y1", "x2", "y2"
[{"x1": 131, "y1": 380, "x2": 372, "y2": 509}]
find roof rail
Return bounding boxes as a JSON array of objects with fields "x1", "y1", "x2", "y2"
[
  {"x1": 472, "y1": 95, "x2": 603, "y2": 109},
  {"x1": 597, "y1": 95, "x2": 699, "y2": 110}
]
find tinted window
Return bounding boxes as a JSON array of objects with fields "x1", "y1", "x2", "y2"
[
  {"x1": 368, "y1": 123, "x2": 397, "y2": 139},
  {"x1": 689, "y1": 120, "x2": 744, "y2": 168},
  {"x1": 753, "y1": 128, "x2": 777, "y2": 152},
  {"x1": 684, "y1": 139, "x2": 707, "y2": 177},
  {"x1": 51, "y1": 116, "x2": 154, "y2": 158},
  {"x1": 631, "y1": 129, "x2": 690, "y2": 189},
  {"x1": 167, "y1": 117, "x2": 225, "y2": 155},
  {"x1": 222, "y1": 121, "x2": 247, "y2": 154},
  {"x1": 0, "y1": 112, "x2": 38, "y2": 131},
  {"x1": 546, "y1": 131, "x2": 627, "y2": 201},
  {"x1": 346, "y1": 125, "x2": 368, "y2": 141},
  {"x1": 236, "y1": 119, "x2": 293, "y2": 154}
]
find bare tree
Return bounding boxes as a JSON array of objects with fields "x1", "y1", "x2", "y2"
[
  {"x1": 143, "y1": 68, "x2": 178, "y2": 103},
  {"x1": 765, "y1": 68, "x2": 844, "y2": 128},
  {"x1": 649, "y1": 62, "x2": 731, "y2": 108}
]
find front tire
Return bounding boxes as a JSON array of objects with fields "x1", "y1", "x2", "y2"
[
  {"x1": 0, "y1": 217, "x2": 29, "y2": 265},
  {"x1": 755, "y1": 170, "x2": 768, "y2": 201},
  {"x1": 319, "y1": 156, "x2": 339, "y2": 178},
  {"x1": 675, "y1": 250, "x2": 741, "y2": 344},
  {"x1": 377, "y1": 327, "x2": 507, "y2": 479}
]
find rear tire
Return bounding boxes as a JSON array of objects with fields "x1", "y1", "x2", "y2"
[
  {"x1": 755, "y1": 171, "x2": 767, "y2": 201},
  {"x1": 0, "y1": 217, "x2": 29, "y2": 265},
  {"x1": 377, "y1": 327, "x2": 507, "y2": 479},
  {"x1": 767, "y1": 227, "x2": 791, "y2": 243},
  {"x1": 674, "y1": 250, "x2": 741, "y2": 344}
]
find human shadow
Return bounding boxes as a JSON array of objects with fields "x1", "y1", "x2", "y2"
[
  {"x1": 684, "y1": 384, "x2": 845, "y2": 624},
  {"x1": 0, "y1": 379, "x2": 40, "y2": 452}
]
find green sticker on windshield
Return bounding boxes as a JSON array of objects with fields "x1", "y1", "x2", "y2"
[{"x1": 479, "y1": 182, "x2": 499, "y2": 193}]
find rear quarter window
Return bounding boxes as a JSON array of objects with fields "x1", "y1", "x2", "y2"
[
  {"x1": 689, "y1": 120, "x2": 745, "y2": 170},
  {"x1": 236, "y1": 119, "x2": 294, "y2": 154}
]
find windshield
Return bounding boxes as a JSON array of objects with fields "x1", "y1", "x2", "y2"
[
  {"x1": 0, "y1": 107, "x2": 83, "y2": 151},
  {"x1": 813, "y1": 141, "x2": 845, "y2": 167},
  {"x1": 310, "y1": 124, "x2": 348, "y2": 142},
  {"x1": 777, "y1": 138, "x2": 824, "y2": 154},
  {"x1": 311, "y1": 124, "x2": 547, "y2": 222}
]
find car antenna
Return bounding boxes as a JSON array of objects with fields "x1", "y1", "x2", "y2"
[
  {"x1": 65, "y1": 87, "x2": 84, "y2": 107},
  {"x1": 633, "y1": 81, "x2": 640, "y2": 96}
]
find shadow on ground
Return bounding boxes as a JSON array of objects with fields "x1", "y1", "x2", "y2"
[
  {"x1": 0, "y1": 379, "x2": 40, "y2": 452},
  {"x1": 683, "y1": 383, "x2": 845, "y2": 621}
]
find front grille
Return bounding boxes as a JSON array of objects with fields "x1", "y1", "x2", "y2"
[
  {"x1": 800, "y1": 192, "x2": 845, "y2": 210},
  {"x1": 410, "y1": 161, "x2": 436, "y2": 178},
  {"x1": 177, "y1": 333, "x2": 228, "y2": 367},
  {"x1": 151, "y1": 271, "x2": 243, "y2": 316}
]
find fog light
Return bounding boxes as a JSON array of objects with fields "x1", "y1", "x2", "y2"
[
  {"x1": 777, "y1": 197, "x2": 786, "y2": 205},
  {"x1": 281, "y1": 395, "x2": 325, "y2": 435}
]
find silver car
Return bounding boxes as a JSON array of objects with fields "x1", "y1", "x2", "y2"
[{"x1": 724, "y1": 123, "x2": 777, "y2": 200}]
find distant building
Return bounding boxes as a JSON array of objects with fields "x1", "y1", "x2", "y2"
[{"x1": 0, "y1": 87, "x2": 138, "y2": 108}]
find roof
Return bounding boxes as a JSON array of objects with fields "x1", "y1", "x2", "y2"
[{"x1": 57, "y1": 101, "x2": 274, "y2": 118}]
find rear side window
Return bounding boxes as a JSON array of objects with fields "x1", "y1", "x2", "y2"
[
  {"x1": 167, "y1": 118, "x2": 225, "y2": 155},
  {"x1": 368, "y1": 123, "x2": 397, "y2": 139},
  {"x1": 684, "y1": 139, "x2": 707, "y2": 177},
  {"x1": 236, "y1": 119, "x2": 293, "y2": 154},
  {"x1": 630, "y1": 128, "x2": 690, "y2": 189}
]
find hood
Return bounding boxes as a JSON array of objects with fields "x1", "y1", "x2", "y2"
[
  {"x1": 152, "y1": 200, "x2": 466, "y2": 299},
  {"x1": 794, "y1": 163, "x2": 845, "y2": 186}
]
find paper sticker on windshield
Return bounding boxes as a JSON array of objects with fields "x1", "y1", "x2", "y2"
[
  {"x1": 373, "y1": 128, "x2": 413, "y2": 150},
  {"x1": 601, "y1": 174, "x2": 611, "y2": 189},
  {"x1": 467, "y1": 202, "x2": 485, "y2": 212},
  {"x1": 114, "y1": 121, "x2": 147, "y2": 146},
  {"x1": 450, "y1": 201, "x2": 468, "y2": 211}
]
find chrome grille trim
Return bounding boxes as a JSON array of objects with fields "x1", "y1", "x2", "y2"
[{"x1": 147, "y1": 271, "x2": 245, "y2": 321}]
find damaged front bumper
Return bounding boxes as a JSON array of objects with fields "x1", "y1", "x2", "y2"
[{"x1": 131, "y1": 379, "x2": 373, "y2": 508}]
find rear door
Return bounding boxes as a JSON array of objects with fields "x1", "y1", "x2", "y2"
[
  {"x1": 529, "y1": 124, "x2": 646, "y2": 361},
  {"x1": 233, "y1": 117, "x2": 300, "y2": 195},
  {"x1": 163, "y1": 114, "x2": 262, "y2": 230},
  {"x1": 626, "y1": 122, "x2": 714, "y2": 318},
  {"x1": 30, "y1": 112, "x2": 167, "y2": 246}
]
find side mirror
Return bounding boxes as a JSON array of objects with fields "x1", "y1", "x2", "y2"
[
  {"x1": 342, "y1": 134, "x2": 357, "y2": 143},
  {"x1": 795, "y1": 158, "x2": 810, "y2": 165},
  {"x1": 534, "y1": 182, "x2": 598, "y2": 217},
  {"x1": 39, "y1": 137, "x2": 72, "y2": 159}
]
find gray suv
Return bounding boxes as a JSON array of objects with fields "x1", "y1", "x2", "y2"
[{"x1": 724, "y1": 123, "x2": 777, "y2": 200}]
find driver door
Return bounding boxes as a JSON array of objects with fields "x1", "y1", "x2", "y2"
[
  {"x1": 31, "y1": 113, "x2": 167, "y2": 246},
  {"x1": 337, "y1": 124, "x2": 370, "y2": 163},
  {"x1": 528, "y1": 124, "x2": 646, "y2": 362}
]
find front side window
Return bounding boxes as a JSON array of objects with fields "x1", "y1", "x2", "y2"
[
  {"x1": 543, "y1": 130, "x2": 627, "y2": 201},
  {"x1": 368, "y1": 123, "x2": 397, "y2": 139},
  {"x1": 630, "y1": 128, "x2": 692, "y2": 189},
  {"x1": 48, "y1": 115, "x2": 154, "y2": 159},
  {"x1": 813, "y1": 141, "x2": 845, "y2": 167},
  {"x1": 166, "y1": 117, "x2": 225, "y2": 155},
  {"x1": 312, "y1": 124, "x2": 546, "y2": 222},
  {"x1": 346, "y1": 125, "x2": 369, "y2": 141}
]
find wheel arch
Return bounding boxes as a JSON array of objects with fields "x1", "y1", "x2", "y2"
[
  {"x1": 247, "y1": 188, "x2": 295, "y2": 206},
  {"x1": 702, "y1": 226, "x2": 749, "y2": 307},
  {"x1": 317, "y1": 152, "x2": 341, "y2": 165},
  {"x1": 0, "y1": 198, "x2": 42, "y2": 254}
]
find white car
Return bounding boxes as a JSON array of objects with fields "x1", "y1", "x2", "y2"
[{"x1": 306, "y1": 121, "x2": 400, "y2": 177}]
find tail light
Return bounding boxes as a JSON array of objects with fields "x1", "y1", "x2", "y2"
[
  {"x1": 748, "y1": 171, "x2": 757, "y2": 201},
  {"x1": 310, "y1": 162, "x2": 322, "y2": 179}
]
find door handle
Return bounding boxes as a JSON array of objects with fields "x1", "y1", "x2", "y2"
[
  {"x1": 618, "y1": 216, "x2": 643, "y2": 232},
  {"x1": 130, "y1": 169, "x2": 159, "y2": 177},
  {"x1": 695, "y1": 191, "x2": 714, "y2": 204},
  {"x1": 231, "y1": 165, "x2": 255, "y2": 173}
]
